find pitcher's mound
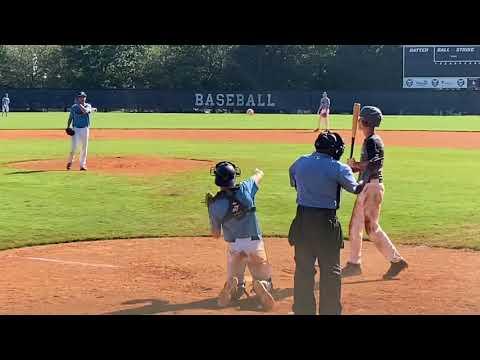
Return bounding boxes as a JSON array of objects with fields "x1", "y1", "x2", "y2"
[{"x1": 7, "y1": 156, "x2": 213, "y2": 176}]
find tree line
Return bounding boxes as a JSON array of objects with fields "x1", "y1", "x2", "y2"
[{"x1": 0, "y1": 45, "x2": 403, "y2": 90}]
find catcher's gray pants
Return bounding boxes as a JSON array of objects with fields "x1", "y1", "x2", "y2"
[
  {"x1": 68, "y1": 127, "x2": 89, "y2": 168},
  {"x1": 226, "y1": 237, "x2": 272, "y2": 285}
]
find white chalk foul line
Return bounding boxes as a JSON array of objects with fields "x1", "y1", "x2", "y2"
[{"x1": 23, "y1": 257, "x2": 121, "y2": 269}]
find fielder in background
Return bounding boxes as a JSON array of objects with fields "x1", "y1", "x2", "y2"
[
  {"x1": 314, "y1": 91, "x2": 331, "y2": 132},
  {"x1": 342, "y1": 106, "x2": 409, "y2": 279},
  {"x1": 206, "y1": 161, "x2": 276, "y2": 311},
  {"x1": 288, "y1": 131, "x2": 366, "y2": 315},
  {"x1": 65, "y1": 91, "x2": 96, "y2": 171},
  {"x1": 2, "y1": 93, "x2": 10, "y2": 117}
]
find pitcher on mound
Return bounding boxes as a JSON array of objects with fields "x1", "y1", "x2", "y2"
[{"x1": 65, "y1": 91, "x2": 96, "y2": 171}]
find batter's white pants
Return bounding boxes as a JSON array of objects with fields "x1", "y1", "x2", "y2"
[
  {"x1": 67, "y1": 127, "x2": 89, "y2": 168},
  {"x1": 2, "y1": 105, "x2": 8, "y2": 114},
  {"x1": 347, "y1": 179, "x2": 403, "y2": 265},
  {"x1": 226, "y1": 237, "x2": 272, "y2": 284}
]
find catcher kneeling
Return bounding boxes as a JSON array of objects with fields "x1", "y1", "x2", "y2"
[{"x1": 206, "y1": 161, "x2": 275, "y2": 311}]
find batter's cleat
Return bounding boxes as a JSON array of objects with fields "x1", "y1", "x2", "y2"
[
  {"x1": 341, "y1": 262, "x2": 362, "y2": 277},
  {"x1": 218, "y1": 277, "x2": 239, "y2": 307},
  {"x1": 66, "y1": 162, "x2": 72, "y2": 170},
  {"x1": 253, "y1": 279, "x2": 275, "y2": 311},
  {"x1": 383, "y1": 259, "x2": 408, "y2": 280},
  {"x1": 80, "y1": 167, "x2": 87, "y2": 171}
]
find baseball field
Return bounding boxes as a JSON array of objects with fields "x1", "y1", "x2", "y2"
[{"x1": 0, "y1": 112, "x2": 479, "y2": 315}]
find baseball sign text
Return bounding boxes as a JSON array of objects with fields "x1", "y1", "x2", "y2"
[{"x1": 194, "y1": 93, "x2": 276, "y2": 108}]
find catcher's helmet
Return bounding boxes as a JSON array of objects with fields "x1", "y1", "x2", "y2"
[
  {"x1": 314, "y1": 131, "x2": 345, "y2": 160},
  {"x1": 210, "y1": 161, "x2": 241, "y2": 187},
  {"x1": 360, "y1": 106, "x2": 383, "y2": 127}
]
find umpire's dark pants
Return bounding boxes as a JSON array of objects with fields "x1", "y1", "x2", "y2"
[{"x1": 291, "y1": 206, "x2": 343, "y2": 315}]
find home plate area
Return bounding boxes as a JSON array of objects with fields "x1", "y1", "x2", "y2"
[{"x1": 0, "y1": 237, "x2": 478, "y2": 315}]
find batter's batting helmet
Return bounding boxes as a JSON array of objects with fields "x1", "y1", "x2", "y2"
[
  {"x1": 360, "y1": 106, "x2": 383, "y2": 127},
  {"x1": 210, "y1": 161, "x2": 241, "y2": 187},
  {"x1": 314, "y1": 131, "x2": 345, "y2": 160}
]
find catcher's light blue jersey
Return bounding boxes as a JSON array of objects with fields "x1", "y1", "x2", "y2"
[{"x1": 208, "y1": 178, "x2": 262, "y2": 242}]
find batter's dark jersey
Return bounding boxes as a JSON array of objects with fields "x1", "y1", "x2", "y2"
[{"x1": 359, "y1": 134, "x2": 384, "y2": 183}]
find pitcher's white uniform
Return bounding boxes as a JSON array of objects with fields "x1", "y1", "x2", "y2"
[
  {"x1": 69, "y1": 125, "x2": 90, "y2": 170},
  {"x1": 66, "y1": 93, "x2": 94, "y2": 170}
]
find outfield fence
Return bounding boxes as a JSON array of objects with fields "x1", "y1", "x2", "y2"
[{"x1": 1, "y1": 88, "x2": 479, "y2": 115}]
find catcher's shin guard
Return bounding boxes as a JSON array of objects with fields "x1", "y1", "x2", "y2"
[
  {"x1": 253, "y1": 279, "x2": 275, "y2": 311},
  {"x1": 218, "y1": 277, "x2": 239, "y2": 307},
  {"x1": 232, "y1": 281, "x2": 249, "y2": 301}
]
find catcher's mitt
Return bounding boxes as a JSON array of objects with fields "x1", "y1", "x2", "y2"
[
  {"x1": 203, "y1": 192, "x2": 215, "y2": 207},
  {"x1": 65, "y1": 128, "x2": 75, "y2": 136}
]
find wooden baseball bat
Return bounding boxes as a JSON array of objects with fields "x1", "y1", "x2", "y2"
[{"x1": 350, "y1": 103, "x2": 361, "y2": 159}]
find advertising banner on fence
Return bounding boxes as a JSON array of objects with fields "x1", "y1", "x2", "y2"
[{"x1": 403, "y1": 77, "x2": 468, "y2": 89}]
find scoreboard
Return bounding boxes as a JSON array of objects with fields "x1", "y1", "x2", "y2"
[{"x1": 403, "y1": 45, "x2": 480, "y2": 89}]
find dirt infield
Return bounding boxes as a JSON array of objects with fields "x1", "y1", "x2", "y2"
[
  {"x1": 1, "y1": 129, "x2": 480, "y2": 149},
  {"x1": 0, "y1": 237, "x2": 478, "y2": 315},
  {"x1": 6, "y1": 156, "x2": 213, "y2": 176}
]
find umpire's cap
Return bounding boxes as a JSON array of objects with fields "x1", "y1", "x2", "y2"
[
  {"x1": 210, "y1": 161, "x2": 241, "y2": 187},
  {"x1": 77, "y1": 91, "x2": 87, "y2": 98},
  {"x1": 314, "y1": 130, "x2": 345, "y2": 160},
  {"x1": 360, "y1": 106, "x2": 383, "y2": 127}
]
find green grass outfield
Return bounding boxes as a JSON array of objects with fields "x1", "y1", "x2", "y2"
[
  {"x1": 0, "y1": 132, "x2": 479, "y2": 251},
  {"x1": 1, "y1": 112, "x2": 480, "y2": 131}
]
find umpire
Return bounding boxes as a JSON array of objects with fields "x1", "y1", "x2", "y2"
[{"x1": 288, "y1": 131, "x2": 365, "y2": 315}]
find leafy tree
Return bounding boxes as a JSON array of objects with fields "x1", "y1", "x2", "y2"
[
  {"x1": 0, "y1": 45, "x2": 64, "y2": 88},
  {"x1": 60, "y1": 45, "x2": 150, "y2": 88},
  {"x1": 0, "y1": 44, "x2": 404, "y2": 91}
]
